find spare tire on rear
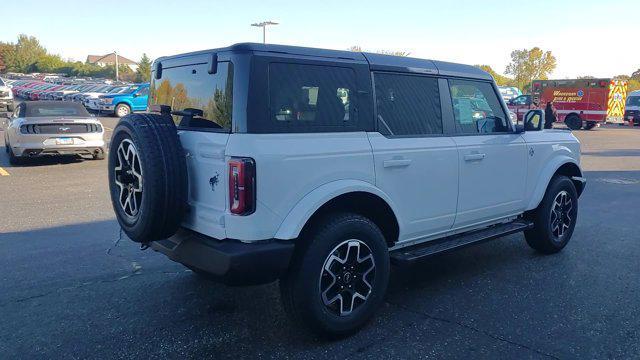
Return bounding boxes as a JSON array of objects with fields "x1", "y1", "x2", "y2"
[{"x1": 108, "y1": 113, "x2": 188, "y2": 243}]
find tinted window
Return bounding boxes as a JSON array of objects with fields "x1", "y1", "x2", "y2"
[
  {"x1": 136, "y1": 87, "x2": 149, "y2": 96},
  {"x1": 150, "y1": 62, "x2": 233, "y2": 131},
  {"x1": 511, "y1": 95, "x2": 530, "y2": 105},
  {"x1": 374, "y1": 73, "x2": 442, "y2": 136},
  {"x1": 269, "y1": 63, "x2": 355, "y2": 129},
  {"x1": 24, "y1": 103, "x2": 90, "y2": 117},
  {"x1": 449, "y1": 79, "x2": 509, "y2": 134}
]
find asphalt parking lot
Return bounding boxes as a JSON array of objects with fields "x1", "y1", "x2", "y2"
[{"x1": 1, "y1": 119, "x2": 639, "y2": 359}]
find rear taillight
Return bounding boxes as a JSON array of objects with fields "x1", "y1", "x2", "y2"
[{"x1": 228, "y1": 158, "x2": 256, "y2": 215}]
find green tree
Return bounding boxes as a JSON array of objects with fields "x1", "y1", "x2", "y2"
[
  {"x1": 136, "y1": 53, "x2": 152, "y2": 83},
  {"x1": 505, "y1": 47, "x2": 557, "y2": 91},
  {"x1": 33, "y1": 54, "x2": 66, "y2": 73},
  {"x1": 475, "y1": 65, "x2": 515, "y2": 87},
  {"x1": 3, "y1": 34, "x2": 47, "y2": 73}
]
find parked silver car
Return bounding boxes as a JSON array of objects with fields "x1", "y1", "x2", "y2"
[{"x1": 3, "y1": 101, "x2": 105, "y2": 164}]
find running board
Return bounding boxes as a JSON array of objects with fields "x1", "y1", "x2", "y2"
[{"x1": 390, "y1": 220, "x2": 534, "y2": 266}]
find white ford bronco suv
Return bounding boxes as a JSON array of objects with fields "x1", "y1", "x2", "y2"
[{"x1": 108, "y1": 43, "x2": 585, "y2": 337}]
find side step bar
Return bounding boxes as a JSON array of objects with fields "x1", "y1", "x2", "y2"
[{"x1": 390, "y1": 220, "x2": 534, "y2": 266}]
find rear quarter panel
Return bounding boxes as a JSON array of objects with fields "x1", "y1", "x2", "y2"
[{"x1": 223, "y1": 132, "x2": 375, "y2": 241}]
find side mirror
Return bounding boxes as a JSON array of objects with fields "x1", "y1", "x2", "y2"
[
  {"x1": 507, "y1": 99, "x2": 514, "y2": 105},
  {"x1": 524, "y1": 109, "x2": 545, "y2": 131}
]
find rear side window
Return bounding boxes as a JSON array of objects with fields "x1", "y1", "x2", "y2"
[
  {"x1": 449, "y1": 79, "x2": 509, "y2": 134},
  {"x1": 268, "y1": 63, "x2": 356, "y2": 131},
  {"x1": 374, "y1": 73, "x2": 442, "y2": 136},
  {"x1": 150, "y1": 62, "x2": 233, "y2": 131}
]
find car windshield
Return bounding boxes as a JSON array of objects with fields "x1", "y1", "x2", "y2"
[
  {"x1": 626, "y1": 96, "x2": 640, "y2": 107},
  {"x1": 25, "y1": 103, "x2": 91, "y2": 117},
  {"x1": 109, "y1": 86, "x2": 128, "y2": 93}
]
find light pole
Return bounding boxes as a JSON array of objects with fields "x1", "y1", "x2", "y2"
[
  {"x1": 114, "y1": 51, "x2": 119, "y2": 82},
  {"x1": 251, "y1": 21, "x2": 278, "y2": 44}
]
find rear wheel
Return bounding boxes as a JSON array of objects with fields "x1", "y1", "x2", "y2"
[
  {"x1": 8, "y1": 146, "x2": 23, "y2": 165},
  {"x1": 565, "y1": 114, "x2": 583, "y2": 130},
  {"x1": 114, "y1": 103, "x2": 131, "y2": 118},
  {"x1": 280, "y1": 213, "x2": 390, "y2": 337},
  {"x1": 584, "y1": 121, "x2": 597, "y2": 130},
  {"x1": 525, "y1": 176, "x2": 578, "y2": 254}
]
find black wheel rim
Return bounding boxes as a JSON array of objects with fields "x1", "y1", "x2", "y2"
[
  {"x1": 319, "y1": 239, "x2": 376, "y2": 316},
  {"x1": 549, "y1": 190, "x2": 572, "y2": 242},
  {"x1": 113, "y1": 139, "x2": 143, "y2": 218}
]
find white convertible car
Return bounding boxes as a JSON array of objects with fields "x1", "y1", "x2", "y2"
[{"x1": 3, "y1": 101, "x2": 105, "y2": 164}]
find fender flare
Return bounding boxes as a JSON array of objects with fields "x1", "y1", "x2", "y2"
[
  {"x1": 525, "y1": 156, "x2": 582, "y2": 211},
  {"x1": 114, "y1": 100, "x2": 133, "y2": 109},
  {"x1": 273, "y1": 180, "x2": 400, "y2": 240}
]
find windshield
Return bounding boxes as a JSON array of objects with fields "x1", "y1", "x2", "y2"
[
  {"x1": 109, "y1": 86, "x2": 128, "y2": 93},
  {"x1": 0, "y1": 78, "x2": 5, "y2": 86},
  {"x1": 24, "y1": 102, "x2": 91, "y2": 117},
  {"x1": 626, "y1": 96, "x2": 640, "y2": 107}
]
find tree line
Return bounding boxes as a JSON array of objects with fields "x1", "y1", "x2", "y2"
[
  {"x1": 0, "y1": 34, "x2": 152, "y2": 83},
  {"x1": 2, "y1": 35, "x2": 639, "y2": 92}
]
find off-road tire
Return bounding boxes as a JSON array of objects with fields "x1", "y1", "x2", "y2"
[
  {"x1": 108, "y1": 113, "x2": 187, "y2": 243},
  {"x1": 280, "y1": 213, "x2": 390, "y2": 338},
  {"x1": 114, "y1": 103, "x2": 131, "y2": 118},
  {"x1": 565, "y1": 114, "x2": 583, "y2": 130},
  {"x1": 525, "y1": 176, "x2": 578, "y2": 254}
]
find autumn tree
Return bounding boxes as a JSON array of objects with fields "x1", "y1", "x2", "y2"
[
  {"x1": 505, "y1": 47, "x2": 557, "y2": 91},
  {"x1": 348, "y1": 45, "x2": 410, "y2": 57},
  {"x1": 475, "y1": 65, "x2": 515, "y2": 86},
  {"x1": 136, "y1": 53, "x2": 152, "y2": 83}
]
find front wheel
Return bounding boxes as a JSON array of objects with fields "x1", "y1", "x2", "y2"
[
  {"x1": 565, "y1": 114, "x2": 583, "y2": 130},
  {"x1": 280, "y1": 213, "x2": 390, "y2": 337},
  {"x1": 525, "y1": 176, "x2": 578, "y2": 254},
  {"x1": 114, "y1": 103, "x2": 131, "y2": 118}
]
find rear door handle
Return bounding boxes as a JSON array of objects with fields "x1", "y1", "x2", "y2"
[
  {"x1": 383, "y1": 159, "x2": 412, "y2": 168},
  {"x1": 464, "y1": 153, "x2": 486, "y2": 161}
]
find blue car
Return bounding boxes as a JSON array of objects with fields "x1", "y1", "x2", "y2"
[{"x1": 98, "y1": 83, "x2": 149, "y2": 117}]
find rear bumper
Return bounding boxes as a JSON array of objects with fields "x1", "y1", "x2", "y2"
[
  {"x1": 150, "y1": 228, "x2": 295, "y2": 286},
  {"x1": 13, "y1": 138, "x2": 106, "y2": 157}
]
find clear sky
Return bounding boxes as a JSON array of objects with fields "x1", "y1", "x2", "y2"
[{"x1": 2, "y1": 0, "x2": 638, "y2": 78}]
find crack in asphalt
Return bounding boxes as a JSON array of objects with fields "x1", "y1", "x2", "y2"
[
  {"x1": 386, "y1": 301, "x2": 560, "y2": 360},
  {"x1": 0, "y1": 269, "x2": 184, "y2": 308}
]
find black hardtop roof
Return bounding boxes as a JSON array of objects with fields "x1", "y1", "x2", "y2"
[{"x1": 155, "y1": 43, "x2": 492, "y2": 80}]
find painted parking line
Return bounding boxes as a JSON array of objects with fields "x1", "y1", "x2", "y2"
[{"x1": 0, "y1": 167, "x2": 9, "y2": 176}]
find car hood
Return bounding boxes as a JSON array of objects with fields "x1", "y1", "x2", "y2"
[
  {"x1": 100, "y1": 92, "x2": 134, "y2": 99},
  {"x1": 83, "y1": 92, "x2": 109, "y2": 97}
]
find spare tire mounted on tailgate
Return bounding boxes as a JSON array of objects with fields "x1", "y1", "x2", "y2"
[{"x1": 108, "y1": 113, "x2": 188, "y2": 243}]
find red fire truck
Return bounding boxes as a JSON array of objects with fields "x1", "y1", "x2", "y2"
[{"x1": 507, "y1": 79, "x2": 627, "y2": 130}]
